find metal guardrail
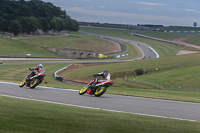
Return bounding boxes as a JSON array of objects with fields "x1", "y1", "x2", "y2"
[
  {"x1": 54, "y1": 64, "x2": 73, "y2": 81},
  {"x1": 54, "y1": 64, "x2": 87, "y2": 85},
  {"x1": 132, "y1": 33, "x2": 183, "y2": 46}
]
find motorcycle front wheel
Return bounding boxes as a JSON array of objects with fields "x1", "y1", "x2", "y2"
[
  {"x1": 94, "y1": 86, "x2": 107, "y2": 97},
  {"x1": 79, "y1": 84, "x2": 89, "y2": 95},
  {"x1": 19, "y1": 77, "x2": 26, "y2": 87},
  {"x1": 30, "y1": 79, "x2": 40, "y2": 89}
]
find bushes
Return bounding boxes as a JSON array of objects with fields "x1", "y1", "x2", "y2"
[{"x1": 134, "y1": 69, "x2": 144, "y2": 76}]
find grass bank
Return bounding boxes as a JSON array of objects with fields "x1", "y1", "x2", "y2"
[
  {"x1": 0, "y1": 96, "x2": 200, "y2": 133},
  {"x1": 0, "y1": 33, "x2": 122, "y2": 57},
  {"x1": 0, "y1": 38, "x2": 58, "y2": 57},
  {"x1": 59, "y1": 53, "x2": 200, "y2": 102},
  {"x1": 185, "y1": 36, "x2": 200, "y2": 45},
  {"x1": 60, "y1": 53, "x2": 200, "y2": 81},
  {"x1": 17, "y1": 34, "x2": 120, "y2": 54}
]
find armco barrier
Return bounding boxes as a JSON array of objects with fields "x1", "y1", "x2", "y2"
[
  {"x1": 54, "y1": 64, "x2": 87, "y2": 85},
  {"x1": 114, "y1": 54, "x2": 128, "y2": 58},
  {"x1": 54, "y1": 64, "x2": 73, "y2": 82},
  {"x1": 132, "y1": 33, "x2": 182, "y2": 46},
  {"x1": 164, "y1": 30, "x2": 200, "y2": 33}
]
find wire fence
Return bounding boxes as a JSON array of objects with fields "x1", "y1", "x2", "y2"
[
  {"x1": 122, "y1": 56, "x2": 200, "y2": 92},
  {"x1": 163, "y1": 85, "x2": 200, "y2": 92},
  {"x1": 125, "y1": 74, "x2": 200, "y2": 92}
]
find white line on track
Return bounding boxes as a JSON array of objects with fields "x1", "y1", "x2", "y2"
[
  {"x1": 0, "y1": 81, "x2": 198, "y2": 122},
  {"x1": 1, "y1": 81, "x2": 197, "y2": 105},
  {"x1": 0, "y1": 81, "x2": 79, "y2": 92}
]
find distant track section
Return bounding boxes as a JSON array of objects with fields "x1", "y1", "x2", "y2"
[
  {"x1": 132, "y1": 33, "x2": 182, "y2": 46},
  {"x1": 79, "y1": 31, "x2": 159, "y2": 59},
  {"x1": 0, "y1": 31, "x2": 159, "y2": 66}
]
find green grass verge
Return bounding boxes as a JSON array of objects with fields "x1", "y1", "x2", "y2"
[
  {"x1": 0, "y1": 96, "x2": 200, "y2": 133},
  {"x1": 62, "y1": 53, "x2": 200, "y2": 80},
  {"x1": 126, "y1": 42, "x2": 143, "y2": 58},
  {"x1": 59, "y1": 53, "x2": 200, "y2": 102},
  {"x1": 0, "y1": 59, "x2": 74, "y2": 63},
  {"x1": 0, "y1": 38, "x2": 58, "y2": 57},
  {"x1": 0, "y1": 33, "x2": 126, "y2": 57},
  {"x1": 133, "y1": 65, "x2": 200, "y2": 87},
  {"x1": 185, "y1": 36, "x2": 200, "y2": 45},
  {"x1": 17, "y1": 34, "x2": 119, "y2": 53},
  {"x1": 107, "y1": 41, "x2": 143, "y2": 60}
]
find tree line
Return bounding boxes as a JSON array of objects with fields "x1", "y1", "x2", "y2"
[
  {"x1": 79, "y1": 22, "x2": 138, "y2": 29},
  {"x1": 79, "y1": 22, "x2": 165, "y2": 30},
  {"x1": 0, "y1": 0, "x2": 79, "y2": 35}
]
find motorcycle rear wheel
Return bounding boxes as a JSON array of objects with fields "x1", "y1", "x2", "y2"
[
  {"x1": 94, "y1": 86, "x2": 107, "y2": 97},
  {"x1": 79, "y1": 84, "x2": 89, "y2": 95},
  {"x1": 30, "y1": 79, "x2": 40, "y2": 89},
  {"x1": 19, "y1": 77, "x2": 26, "y2": 87}
]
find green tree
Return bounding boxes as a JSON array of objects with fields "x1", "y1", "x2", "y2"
[
  {"x1": 28, "y1": 16, "x2": 38, "y2": 32},
  {"x1": 50, "y1": 17, "x2": 65, "y2": 31},
  {"x1": 64, "y1": 16, "x2": 79, "y2": 31},
  {"x1": 8, "y1": 19, "x2": 22, "y2": 35},
  {"x1": 64, "y1": 16, "x2": 71, "y2": 30},
  {"x1": 0, "y1": 17, "x2": 9, "y2": 32},
  {"x1": 38, "y1": 17, "x2": 50, "y2": 32},
  {"x1": 18, "y1": 17, "x2": 30, "y2": 33},
  {"x1": 50, "y1": 18, "x2": 58, "y2": 31},
  {"x1": 69, "y1": 19, "x2": 79, "y2": 31},
  {"x1": 0, "y1": 0, "x2": 79, "y2": 34}
]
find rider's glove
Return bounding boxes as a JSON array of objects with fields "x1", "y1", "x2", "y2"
[{"x1": 29, "y1": 68, "x2": 34, "y2": 71}]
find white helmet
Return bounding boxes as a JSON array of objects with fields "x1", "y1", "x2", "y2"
[{"x1": 37, "y1": 64, "x2": 43, "y2": 69}]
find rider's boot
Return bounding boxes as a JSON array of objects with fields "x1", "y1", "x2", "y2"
[
  {"x1": 26, "y1": 76, "x2": 31, "y2": 82},
  {"x1": 92, "y1": 79, "x2": 98, "y2": 89}
]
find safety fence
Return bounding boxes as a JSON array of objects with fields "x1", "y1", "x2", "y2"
[
  {"x1": 114, "y1": 54, "x2": 128, "y2": 58},
  {"x1": 125, "y1": 77, "x2": 200, "y2": 92},
  {"x1": 124, "y1": 59, "x2": 200, "y2": 92},
  {"x1": 54, "y1": 64, "x2": 73, "y2": 81},
  {"x1": 54, "y1": 64, "x2": 87, "y2": 85},
  {"x1": 164, "y1": 30, "x2": 200, "y2": 33},
  {"x1": 132, "y1": 33, "x2": 182, "y2": 46}
]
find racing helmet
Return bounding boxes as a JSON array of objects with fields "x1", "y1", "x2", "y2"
[
  {"x1": 103, "y1": 70, "x2": 108, "y2": 78},
  {"x1": 37, "y1": 64, "x2": 43, "y2": 69},
  {"x1": 103, "y1": 70, "x2": 108, "y2": 74}
]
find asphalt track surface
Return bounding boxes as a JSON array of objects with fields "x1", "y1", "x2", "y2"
[
  {"x1": 0, "y1": 82, "x2": 200, "y2": 122},
  {"x1": 1, "y1": 34, "x2": 199, "y2": 122}
]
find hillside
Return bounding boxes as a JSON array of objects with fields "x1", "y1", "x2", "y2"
[
  {"x1": 0, "y1": 0, "x2": 79, "y2": 35},
  {"x1": 0, "y1": 33, "x2": 123, "y2": 58}
]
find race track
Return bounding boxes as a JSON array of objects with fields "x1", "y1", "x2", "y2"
[
  {"x1": 0, "y1": 34, "x2": 199, "y2": 122},
  {"x1": 1, "y1": 32, "x2": 158, "y2": 66},
  {"x1": 0, "y1": 82, "x2": 200, "y2": 122}
]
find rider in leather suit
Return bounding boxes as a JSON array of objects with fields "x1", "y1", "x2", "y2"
[
  {"x1": 27, "y1": 64, "x2": 45, "y2": 81},
  {"x1": 92, "y1": 70, "x2": 111, "y2": 88}
]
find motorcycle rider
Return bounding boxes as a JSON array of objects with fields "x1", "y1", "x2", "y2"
[
  {"x1": 92, "y1": 70, "x2": 111, "y2": 88},
  {"x1": 27, "y1": 64, "x2": 45, "y2": 81}
]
